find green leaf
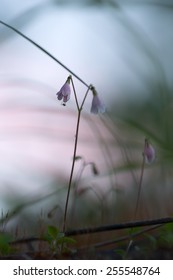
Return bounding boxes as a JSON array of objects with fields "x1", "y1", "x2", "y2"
[
  {"x1": 0, "y1": 233, "x2": 13, "y2": 255},
  {"x1": 47, "y1": 225, "x2": 59, "y2": 240},
  {"x1": 114, "y1": 249, "x2": 126, "y2": 258},
  {"x1": 144, "y1": 234, "x2": 157, "y2": 250},
  {"x1": 58, "y1": 236, "x2": 76, "y2": 245}
]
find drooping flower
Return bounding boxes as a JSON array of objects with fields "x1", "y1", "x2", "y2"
[
  {"x1": 90, "y1": 86, "x2": 105, "y2": 114},
  {"x1": 143, "y1": 139, "x2": 155, "y2": 164},
  {"x1": 56, "y1": 76, "x2": 71, "y2": 106}
]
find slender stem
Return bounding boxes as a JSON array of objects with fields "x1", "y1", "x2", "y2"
[
  {"x1": 62, "y1": 110, "x2": 81, "y2": 233},
  {"x1": 0, "y1": 20, "x2": 89, "y2": 88},
  {"x1": 134, "y1": 153, "x2": 145, "y2": 220},
  {"x1": 0, "y1": 19, "x2": 92, "y2": 234},
  {"x1": 93, "y1": 225, "x2": 162, "y2": 249},
  {"x1": 126, "y1": 140, "x2": 146, "y2": 256},
  {"x1": 62, "y1": 86, "x2": 90, "y2": 233},
  {"x1": 81, "y1": 86, "x2": 91, "y2": 110},
  {"x1": 0, "y1": 20, "x2": 99, "y2": 237},
  {"x1": 70, "y1": 76, "x2": 80, "y2": 111},
  {"x1": 70, "y1": 159, "x2": 85, "y2": 222}
]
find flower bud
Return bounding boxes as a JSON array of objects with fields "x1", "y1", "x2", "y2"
[{"x1": 143, "y1": 139, "x2": 155, "y2": 164}]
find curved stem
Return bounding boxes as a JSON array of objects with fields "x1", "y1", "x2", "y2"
[
  {"x1": 0, "y1": 20, "x2": 89, "y2": 88},
  {"x1": 0, "y1": 20, "x2": 94, "y2": 236}
]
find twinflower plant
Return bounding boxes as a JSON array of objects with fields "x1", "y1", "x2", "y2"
[
  {"x1": 56, "y1": 77, "x2": 105, "y2": 233},
  {"x1": 126, "y1": 138, "x2": 156, "y2": 257},
  {"x1": 0, "y1": 20, "x2": 105, "y2": 235}
]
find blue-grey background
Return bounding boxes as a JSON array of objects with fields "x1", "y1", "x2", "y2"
[{"x1": 0, "y1": 0, "x2": 173, "y2": 229}]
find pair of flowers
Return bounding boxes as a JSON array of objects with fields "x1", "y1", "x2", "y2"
[
  {"x1": 56, "y1": 77, "x2": 155, "y2": 163},
  {"x1": 56, "y1": 76, "x2": 105, "y2": 114}
]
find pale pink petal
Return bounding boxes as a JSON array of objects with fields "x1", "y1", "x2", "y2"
[
  {"x1": 56, "y1": 77, "x2": 71, "y2": 105},
  {"x1": 91, "y1": 95, "x2": 105, "y2": 114}
]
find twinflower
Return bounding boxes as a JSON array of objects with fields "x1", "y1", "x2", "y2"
[
  {"x1": 56, "y1": 76, "x2": 71, "y2": 106},
  {"x1": 90, "y1": 86, "x2": 105, "y2": 114},
  {"x1": 143, "y1": 139, "x2": 155, "y2": 164}
]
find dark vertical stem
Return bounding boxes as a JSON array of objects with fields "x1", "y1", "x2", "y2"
[
  {"x1": 70, "y1": 76, "x2": 80, "y2": 111},
  {"x1": 134, "y1": 153, "x2": 145, "y2": 220},
  {"x1": 125, "y1": 141, "x2": 146, "y2": 257},
  {"x1": 62, "y1": 86, "x2": 90, "y2": 233},
  {"x1": 62, "y1": 110, "x2": 81, "y2": 233}
]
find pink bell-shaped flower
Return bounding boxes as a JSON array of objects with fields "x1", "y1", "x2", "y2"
[
  {"x1": 56, "y1": 76, "x2": 71, "y2": 106},
  {"x1": 90, "y1": 86, "x2": 105, "y2": 114}
]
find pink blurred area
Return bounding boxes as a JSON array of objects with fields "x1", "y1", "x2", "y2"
[
  {"x1": 0, "y1": 75, "x2": 116, "y2": 206},
  {"x1": 0, "y1": 8, "x2": 114, "y2": 205},
  {"x1": 2, "y1": 0, "x2": 173, "y2": 211}
]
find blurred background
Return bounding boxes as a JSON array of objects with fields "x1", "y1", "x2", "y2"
[{"x1": 0, "y1": 0, "x2": 173, "y2": 235}]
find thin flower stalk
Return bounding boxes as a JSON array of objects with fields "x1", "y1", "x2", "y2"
[
  {"x1": 0, "y1": 20, "x2": 106, "y2": 236},
  {"x1": 126, "y1": 138, "x2": 155, "y2": 257},
  {"x1": 62, "y1": 86, "x2": 90, "y2": 233},
  {"x1": 134, "y1": 139, "x2": 155, "y2": 218},
  {"x1": 0, "y1": 20, "x2": 89, "y2": 88},
  {"x1": 55, "y1": 80, "x2": 105, "y2": 233},
  {"x1": 70, "y1": 76, "x2": 80, "y2": 111}
]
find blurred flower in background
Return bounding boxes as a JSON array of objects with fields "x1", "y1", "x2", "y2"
[{"x1": 144, "y1": 139, "x2": 155, "y2": 164}]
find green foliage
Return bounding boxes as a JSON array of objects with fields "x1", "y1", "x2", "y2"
[
  {"x1": 144, "y1": 234, "x2": 158, "y2": 250},
  {"x1": 0, "y1": 233, "x2": 13, "y2": 256},
  {"x1": 45, "y1": 225, "x2": 76, "y2": 254},
  {"x1": 159, "y1": 223, "x2": 173, "y2": 248},
  {"x1": 114, "y1": 248, "x2": 126, "y2": 259}
]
